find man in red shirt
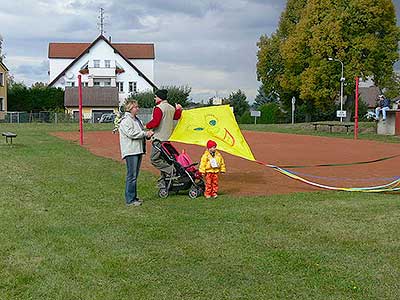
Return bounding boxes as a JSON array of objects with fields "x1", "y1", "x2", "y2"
[{"x1": 146, "y1": 89, "x2": 182, "y2": 189}]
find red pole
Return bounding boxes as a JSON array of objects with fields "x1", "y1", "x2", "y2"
[
  {"x1": 354, "y1": 76, "x2": 359, "y2": 140},
  {"x1": 78, "y1": 74, "x2": 83, "y2": 145}
]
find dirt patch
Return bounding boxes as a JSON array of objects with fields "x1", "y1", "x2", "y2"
[{"x1": 51, "y1": 130, "x2": 400, "y2": 196}]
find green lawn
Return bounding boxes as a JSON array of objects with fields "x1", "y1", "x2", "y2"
[
  {"x1": 0, "y1": 123, "x2": 399, "y2": 299},
  {"x1": 241, "y1": 121, "x2": 400, "y2": 143}
]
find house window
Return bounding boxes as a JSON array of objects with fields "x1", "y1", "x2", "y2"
[
  {"x1": 105, "y1": 60, "x2": 111, "y2": 68},
  {"x1": 93, "y1": 60, "x2": 100, "y2": 68},
  {"x1": 129, "y1": 82, "x2": 137, "y2": 93},
  {"x1": 0, "y1": 98, "x2": 3, "y2": 111},
  {"x1": 67, "y1": 81, "x2": 75, "y2": 87},
  {"x1": 0, "y1": 73, "x2": 3, "y2": 86},
  {"x1": 117, "y1": 82, "x2": 124, "y2": 92},
  {"x1": 72, "y1": 111, "x2": 79, "y2": 120},
  {"x1": 83, "y1": 82, "x2": 89, "y2": 87},
  {"x1": 94, "y1": 80, "x2": 101, "y2": 86},
  {"x1": 104, "y1": 79, "x2": 111, "y2": 87}
]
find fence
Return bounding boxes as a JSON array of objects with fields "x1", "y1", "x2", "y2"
[{"x1": 2, "y1": 110, "x2": 153, "y2": 124}]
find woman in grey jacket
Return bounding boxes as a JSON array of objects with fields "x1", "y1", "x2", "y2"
[{"x1": 119, "y1": 100, "x2": 153, "y2": 206}]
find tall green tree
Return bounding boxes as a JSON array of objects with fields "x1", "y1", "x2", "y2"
[
  {"x1": 257, "y1": 0, "x2": 307, "y2": 111},
  {"x1": 224, "y1": 89, "x2": 249, "y2": 120},
  {"x1": 254, "y1": 84, "x2": 279, "y2": 108},
  {"x1": 257, "y1": 0, "x2": 400, "y2": 118}
]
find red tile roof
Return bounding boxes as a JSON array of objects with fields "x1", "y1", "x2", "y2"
[{"x1": 49, "y1": 42, "x2": 155, "y2": 59}]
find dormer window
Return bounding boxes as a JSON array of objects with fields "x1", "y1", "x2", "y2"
[
  {"x1": 80, "y1": 61, "x2": 89, "y2": 69},
  {"x1": 79, "y1": 61, "x2": 89, "y2": 74}
]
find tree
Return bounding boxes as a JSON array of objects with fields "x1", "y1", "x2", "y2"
[
  {"x1": 160, "y1": 85, "x2": 191, "y2": 107},
  {"x1": 257, "y1": 0, "x2": 400, "y2": 119},
  {"x1": 29, "y1": 85, "x2": 64, "y2": 111},
  {"x1": 382, "y1": 72, "x2": 400, "y2": 99},
  {"x1": 129, "y1": 85, "x2": 191, "y2": 108},
  {"x1": 225, "y1": 89, "x2": 249, "y2": 120},
  {"x1": 256, "y1": 0, "x2": 307, "y2": 111},
  {"x1": 7, "y1": 81, "x2": 64, "y2": 112},
  {"x1": 254, "y1": 84, "x2": 279, "y2": 108},
  {"x1": 130, "y1": 90, "x2": 154, "y2": 108},
  {"x1": 258, "y1": 103, "x2": 285, "y2": 124},
  {"x1": 7, "y1": 82, "x2": 29, "y2": 111}
]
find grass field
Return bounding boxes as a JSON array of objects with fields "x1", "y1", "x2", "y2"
[{"x1": 0, "y1": 123, "x2": 399, "y2": 299}]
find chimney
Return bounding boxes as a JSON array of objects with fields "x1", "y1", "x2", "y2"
[{"x1": 109, "y1": 36, "x2": 112, "y2": 43}]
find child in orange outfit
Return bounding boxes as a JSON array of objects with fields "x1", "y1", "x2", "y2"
[{"x1": 199, "y1": 140, "x2": 226, "y2": 198}]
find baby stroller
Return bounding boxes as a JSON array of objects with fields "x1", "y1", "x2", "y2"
[{"x1": 152, "y1": 140, "x2": 205, "y2": 199}]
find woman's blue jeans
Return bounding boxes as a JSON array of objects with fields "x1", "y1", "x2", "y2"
[{"x1": 125, "y1": 154, "x2": 143, "y2": 204}]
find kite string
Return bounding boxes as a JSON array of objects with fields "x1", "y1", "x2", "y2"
[{"x1": 254, "y1": 160, "x2": 400, "y2": 193}]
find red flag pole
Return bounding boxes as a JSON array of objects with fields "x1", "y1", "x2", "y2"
[
  {"x1": 78, "y1": 74, "x2": 83, "y2": 145},
  {"x1": 354, "y1": 76, "x2": 359, "y2": 140}
]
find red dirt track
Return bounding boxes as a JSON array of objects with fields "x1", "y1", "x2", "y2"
[{"x1": 52, "y1": 131, "x2": 400, "y2": 196}]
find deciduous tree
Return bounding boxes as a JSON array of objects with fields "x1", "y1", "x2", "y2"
[{"x1": 257, "y1": 0, "x2": 400, "y2": 118}]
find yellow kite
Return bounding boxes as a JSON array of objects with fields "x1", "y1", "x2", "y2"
[{"x1": 169, "y1": 105, "x2": 255, "y2": 161}]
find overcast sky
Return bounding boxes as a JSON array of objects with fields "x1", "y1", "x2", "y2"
[{"x1": 1, "y1": 0, "x2": 399, "y2": 103}]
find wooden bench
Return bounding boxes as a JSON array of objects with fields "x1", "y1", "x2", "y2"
[
  {"x1": 312, "y1": 122, "x2": 354, "y2": 134},
  {"x1": 2, "y1": 132, "x2": 17, "y2": 144}
]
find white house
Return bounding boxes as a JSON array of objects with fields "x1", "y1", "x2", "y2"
[{"x1": 48, "y1": 34, "x2": 157, "y2": 120}]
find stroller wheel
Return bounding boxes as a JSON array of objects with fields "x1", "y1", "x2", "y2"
[
  {"x1": 188, "y1": 187, "x2": 200, "y2": 199},
  {"x1": 158, "y1": 188, "x2": 169, "y2": 198}
]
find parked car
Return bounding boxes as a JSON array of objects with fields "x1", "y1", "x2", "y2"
[
  {"x1": 364, "y1": 111, "x2": 376, "y2": 120},
  {"x1": 99, "y1": 113, "x2": 116, "y2": 123}
]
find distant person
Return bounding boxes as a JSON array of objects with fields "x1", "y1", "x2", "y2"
[
  {"x1": 375, "y1": 94, "x2": 390, "y2": 121},
  {"x1": 113, "y1": 106, "x2": 124, "y2": 134},
  {"x1": 199, "y1": 140, "x2": 226, "y2": 199},
  {"x1": 119, "y1": 100, "x2": 153, "y2": 206},
  {"x1": 146, "y1": 89, "x2": 182, "y2": 189}
]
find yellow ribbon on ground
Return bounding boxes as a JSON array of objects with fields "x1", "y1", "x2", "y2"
[{"x1": 169, "y1": 105, "x2": 255, "y2": 161}]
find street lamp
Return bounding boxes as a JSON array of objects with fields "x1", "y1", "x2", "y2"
[{"x1": 328, "y1": 57, "x2": 345, "y2": 122}]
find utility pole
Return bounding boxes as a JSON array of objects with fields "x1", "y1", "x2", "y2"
[
  {"x1": 328, "y1": 57, "x2": 345, "y2": 122},
  {"x1": 291, "y1": 96, "x2": 296, "y2": 124}
]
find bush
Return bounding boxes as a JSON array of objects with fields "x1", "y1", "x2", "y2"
[
  {"x1": 259, "y1": 103, "x2": 285, "y2": 124},
  {"x1": 129, "y1": 85, "x2": 191, "y2": 108},
  {"x1": 239, "y1": 111, "x2": 253, "y2": 124},
  {"x1": 129, "y1": 91, "x2": 154, "y2": 108}
]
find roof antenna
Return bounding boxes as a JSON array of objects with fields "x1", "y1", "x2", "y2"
[
  {"x1": 0, "y1": 34, "x2": 5, "y2": 61},
  {"x1": 97, "y1": 7, "x2": 108, "y2": 36}
]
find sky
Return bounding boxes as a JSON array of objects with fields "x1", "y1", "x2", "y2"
[{"x1": 1, "y1": 0, "x2": 399, "y2": 103}]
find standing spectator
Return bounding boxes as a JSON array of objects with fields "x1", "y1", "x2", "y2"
[
  {"x1": 199, "y1": 140, "x2": 226, "y2": 199},
  {"x1": 146, "y1": 89, "x2": 182, "y2": 189},
  {"x1": 119, "y1": 100, "x2": 153, "y2": 206},
  {"x1": 375, "y1": 94, "x2": 390, "y2": 121}
]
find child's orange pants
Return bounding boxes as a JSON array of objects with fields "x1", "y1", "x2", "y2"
[{"x1": 205, "y1": 173, "x2": 219, "y2": 197}]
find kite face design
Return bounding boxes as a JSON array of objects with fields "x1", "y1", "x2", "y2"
[
  {"x1": 170, "y1": 105, "x2": 255, "y2": 161},
  {"x1": 193, "y1": 114, "x2": 235, "y2": 146}
]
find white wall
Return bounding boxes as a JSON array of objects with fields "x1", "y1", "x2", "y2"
[
  {"x1": 49, "y1": 58, "x2": 74, "y2": 83},
  {"x1": 129, "y1": 59, "x2": 154, "y2": 82}
]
